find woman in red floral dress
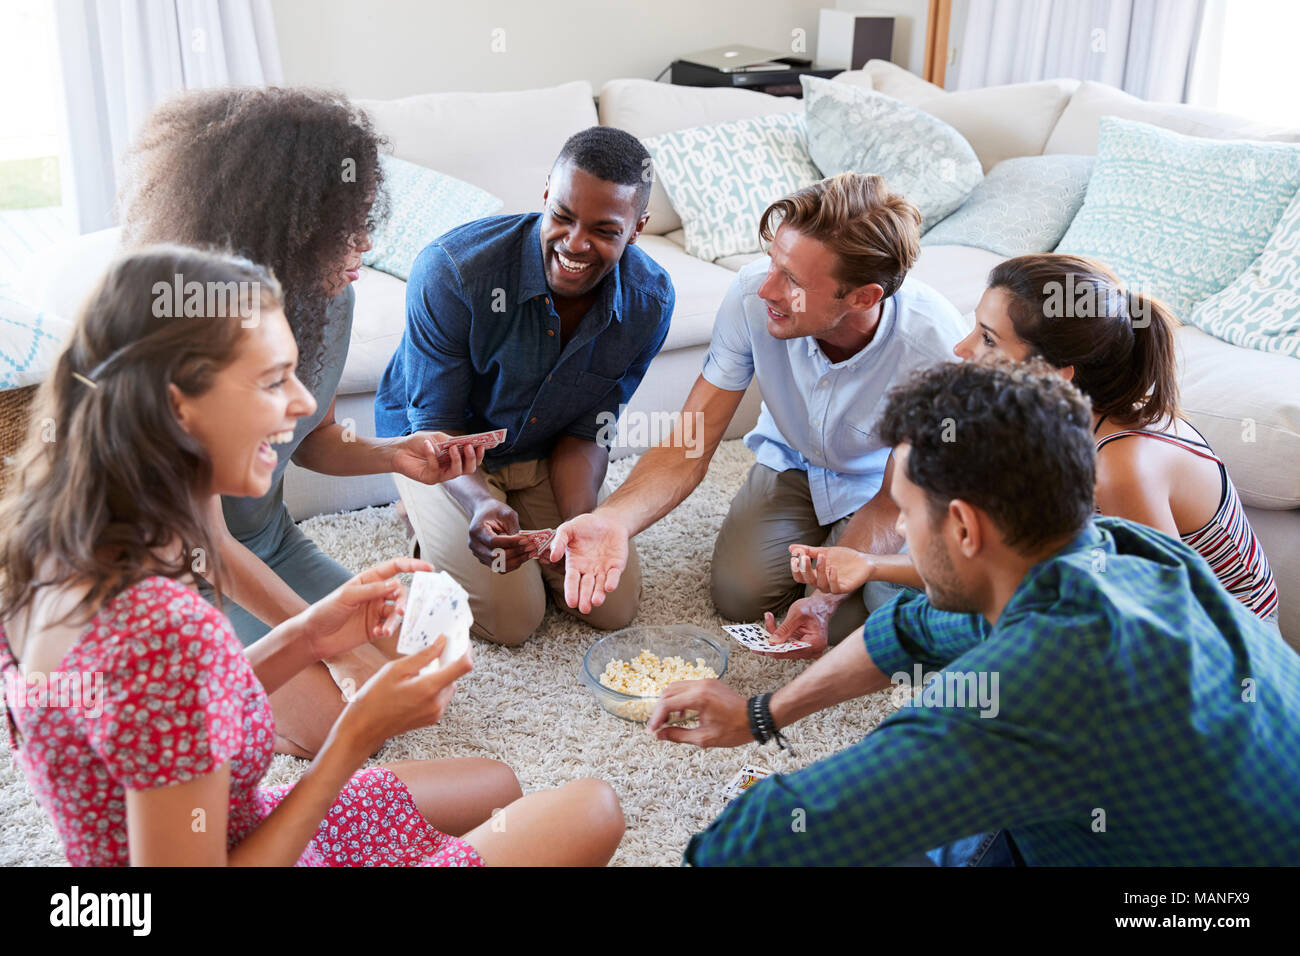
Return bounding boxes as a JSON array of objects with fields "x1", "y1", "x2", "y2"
[{"x1": 0, "y1": 247, "x2": 624, "y2": 866}]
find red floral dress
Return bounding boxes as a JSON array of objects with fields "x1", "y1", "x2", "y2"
[{"x1": 0, "y1": 576, "x2": 482, "y2": 867}]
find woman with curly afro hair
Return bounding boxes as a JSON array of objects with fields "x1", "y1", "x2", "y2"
[{"x1": 119, "y1": 87, "x2": 486, "y2": 757}]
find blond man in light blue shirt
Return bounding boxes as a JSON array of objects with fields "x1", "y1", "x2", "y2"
[{"x1": 552, "y1": 173, "x2": 967, "y2": 654}]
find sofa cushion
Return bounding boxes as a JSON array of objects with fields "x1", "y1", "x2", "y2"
[
  {"x1": 1190, "y1": 188, "x2": 1300, "y2": 358},
  {"x1": 1177, "y1": 325, "x2": 1300, "y2": 509},
  {"x1": 634, "y1": 234, "x2": 738, "y2": 352},
  {"x1": 338, "y1": 266, "x2": 408, "y2": 396},
  {"x1": 598, "y1": 79, "x2": 805, "y2": 236},
  {"x1": 644, "y1": 113, "x2": 821, "y2": 262},
  {"x1": 1045, "y1": 80, "x2": 1300, "y2": 156},
  {"x1": 801, "y1": 76, "x2": 982, "y2": 231},
  {"x1": 1057, "y1": 117, "x2": 1300, "y2": 319},
  {"x1": 907, "y1": 244, "x2": 1004, "y2": 319},
  {"x1": 354, "y1": 81, "x2": 598, "y2": 217},
  {"x1": 363, "y1": 155, "x2": 503, "y2": 281},
  {"x1": 842, "y1": 60, "x2": 1077, "y2": 171},
  {"x1": 923, "y1": 155, "x2": 1095, "y2": 257}
]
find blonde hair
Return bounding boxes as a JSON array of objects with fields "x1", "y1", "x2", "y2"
[{"x1": 758, "y1": 172, "x2": 921, "y2": 299}]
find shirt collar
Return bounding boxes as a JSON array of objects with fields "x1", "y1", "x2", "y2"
[
  {"x1": 519, "y1": 214, "x2": 550, "y2": 303},
  {"x1": 805, "y1": 292, "x2": 896, "y2": 367},
  {"x1": 518, "y1": 213, "x2": 626, "y2": 324}
]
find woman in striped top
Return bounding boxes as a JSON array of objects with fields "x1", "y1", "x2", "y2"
[
  {"x1": 792, "y1": 254, "x2": 1279, "y2": 632},
  {"x1": 955, "y1": 254, "x2": 1279, "y2": 624}
]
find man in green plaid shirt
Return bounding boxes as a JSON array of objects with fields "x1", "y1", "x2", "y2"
[{"x1": 650, "y1": 360, "x2": 1300, "y2": 866}]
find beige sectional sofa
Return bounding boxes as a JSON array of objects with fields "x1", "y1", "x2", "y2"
[{"x1": 25, "y1": 61, "x2": 1300, "y2": 645}]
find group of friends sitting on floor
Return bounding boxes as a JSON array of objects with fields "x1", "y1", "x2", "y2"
[{"x1": 0, "y1": 87, "x2": 1296, "y2": 867}]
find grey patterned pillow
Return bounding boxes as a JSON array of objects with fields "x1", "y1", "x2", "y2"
[
  {"x1": 800, "y1": 75, "x2": 982, "y2": 231},
  {"x1": 922, "y1": 155, "x2": 1096, "y2": 257}
]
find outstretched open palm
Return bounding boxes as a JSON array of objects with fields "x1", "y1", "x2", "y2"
[{"x1": 550, "y1": 512, "x2": 630, "y2": 614}]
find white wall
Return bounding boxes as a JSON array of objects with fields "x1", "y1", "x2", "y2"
[{"x1": 271, "y1": 0, "x2": 836, "y2": 99}]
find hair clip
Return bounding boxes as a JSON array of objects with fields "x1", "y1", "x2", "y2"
[{"x1": 71, "y1": 372, "x2": 99, "y2": 390}]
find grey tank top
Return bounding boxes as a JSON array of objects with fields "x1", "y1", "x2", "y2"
[{"x1": 220, "y1": 284, "x2": 355, "y2": 549}]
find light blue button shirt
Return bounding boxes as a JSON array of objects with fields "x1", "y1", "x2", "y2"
[{"x1": 702, "y1": 257, "x2": 969, "y2": 525}]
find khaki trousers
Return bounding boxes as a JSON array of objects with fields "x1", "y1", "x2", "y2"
[
  {"x1": 393, "y1": 459, "x2": 642, "y2": 646},
  {"x1": 711, "y1": 463, "x2": 873, "y2": 645}
]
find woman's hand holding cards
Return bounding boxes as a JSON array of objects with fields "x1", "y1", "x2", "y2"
[
  {"x1": 646, "y1": 679, "x2": 752, "y2": 748},
  {"x1": 392, "y1": 430, "x2": 488, "y2": 486},
  {"x1": 297, "y1": 558, "x2": 435, "y2": 662},
  {"x1": 334, "y1": 636, "x2": 473, "y2": 761}
]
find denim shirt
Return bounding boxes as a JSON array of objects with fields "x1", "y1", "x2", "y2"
[{"x1": 374, "y1": 213, "x2": 674, "y2": 468}]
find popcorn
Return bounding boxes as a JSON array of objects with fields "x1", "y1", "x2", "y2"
[{"x1": 597, "y1": 649, "x2": 718, "y2": 722}]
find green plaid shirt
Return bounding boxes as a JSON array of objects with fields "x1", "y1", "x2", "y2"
[{"x1": 685, "y1": 517, "x2": 1300, "y2": 866}]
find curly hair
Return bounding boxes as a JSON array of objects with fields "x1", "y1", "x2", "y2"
[
  {"x1": 0, "y1": 246, "x2": 281, "y2": 627},
  {"x1": 877, "y1": 358, "x2": 1097, "y2": 553},
  {"x1": 118, "y1": 87, "x2": 387, "y2": 392}
]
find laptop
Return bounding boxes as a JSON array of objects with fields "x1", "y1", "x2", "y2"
[{"x1": 678, "y1": 44, "x2": 807, "y2": 73}]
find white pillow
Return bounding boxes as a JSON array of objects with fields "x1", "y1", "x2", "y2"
[
  {"x1": 355, "y1": 81, "x2": 597, "y2": 216},
  {"x1": 644, "y1": 113, "x2": 822, "y2": 262},
  {"x1": 851, "y1": 60, "x2": 1078, "y2": 171}
]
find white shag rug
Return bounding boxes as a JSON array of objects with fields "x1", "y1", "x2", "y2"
[{"x1": 0, "y1": 441, "x2": 902, "y2": 867}]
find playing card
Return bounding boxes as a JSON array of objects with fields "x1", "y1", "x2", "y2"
[
  {"x1": 396, "y1": 570, "x2": 473, "y2": 673},
  {"x1": 721, "y1": 764, "x2": 773, "y2": 803},
  {"x1": 431, "y1": 429, "x2": 506, "y2": 460},
  {"x1": 722, "y1": 623, "x2": 811, "y2": 654},
  {"x1": 517, "y1": 529, "x2": 555, "y2": 558}
]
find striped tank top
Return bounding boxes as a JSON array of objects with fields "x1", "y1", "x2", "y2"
[{"x1": 1095, "y1": 421, "x2": 1279, "y2": 619}]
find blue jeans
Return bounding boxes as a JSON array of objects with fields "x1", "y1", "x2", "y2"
[{"x1": 927, "y1": 830, "x2": 1021, "y2": 866}]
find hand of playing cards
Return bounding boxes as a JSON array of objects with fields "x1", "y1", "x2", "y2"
[
  {"x1": 431, "y1": 428, "x2": 506, "y2": 462},
  {"x1": 396, "y1": 570, "x2": 474, "y2": 675},
  {"x1": 722, "y1": 622, "x2": 812, "y2": 655}
]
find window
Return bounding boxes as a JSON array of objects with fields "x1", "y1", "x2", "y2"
[{"x1": 0, "y1": 0, "x2": 71, "y2": 284}]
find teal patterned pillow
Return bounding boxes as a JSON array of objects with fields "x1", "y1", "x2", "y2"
[
  {"x1": 1056, "y1": 117, "x2": 1300, "y2": 319},
  {"x1": 800, "y1": 75, "x2": 981, "y2": 232},
  {"x1": 1190, "y1": 188, "x2": 1300, "y2": 358},
  {"x1": 364, "y1": 155, "x2": 503, "y2": 281},
  {"x1": 644, "y1": 113, "x2": 822, "y2": 261},
  {"x1": 0, "y1": 281, "x2": 70, "y2": 389},
  {"x1": 922, "y1": 155, "x2": 1095, "y2": 256}
]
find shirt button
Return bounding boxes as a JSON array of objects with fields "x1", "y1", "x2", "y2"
[
  {"x1": 812, "y1": 419, "x2": 821, "y2": 427},
  {"x1": 820, "y1": 379, "x2": 828, "y2": 387},
  {"x1": 530, "y1": 416, "x2": 538, "y2": 424},
  {"x1": 547, "y1": 329, "x2": 555, "y2": 337}
]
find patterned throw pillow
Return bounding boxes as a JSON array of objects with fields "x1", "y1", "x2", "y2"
[
  {"x1": 922, "y1": 155, "x2": 1095, "y2": 257},
  {"x1": 364, "y1": 155, "x2": 503, "y2": 281},
  {"x1": 644, "y1": 113, "x2": 822, "y2": 261},
  {"x1": 1056, "y1": 117, "x2": 1300, "y2": 320},
  {"x1": 0, "y1": 282, "x2": 71, "y2": 390},
  {"x1": 799, "y1": 74, "x2": 982, "y2": 232},
  {"x1": 1190, "y1": 188, "x2": 1300, "y2": 358}
]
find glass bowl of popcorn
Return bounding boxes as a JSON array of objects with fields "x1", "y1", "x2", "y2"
[{"x1": 580, "y1": 625, "x2": 729, "y2": 722}]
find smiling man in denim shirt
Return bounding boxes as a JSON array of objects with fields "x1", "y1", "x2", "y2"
[{"x1": 375, "y1": 127, "x2": 674, "y2": 645}]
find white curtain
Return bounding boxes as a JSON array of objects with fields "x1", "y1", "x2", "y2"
[
  {"x1": 54, "y1": 0, "x2": 284, "y2": 234},
  {"x1": 955, "y1": 0, "x2": 1207, "y2": 102}
]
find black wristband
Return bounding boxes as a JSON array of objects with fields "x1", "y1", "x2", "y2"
[{"x1": 747, "y1": 692, "x2": 792, "y2": 753}]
